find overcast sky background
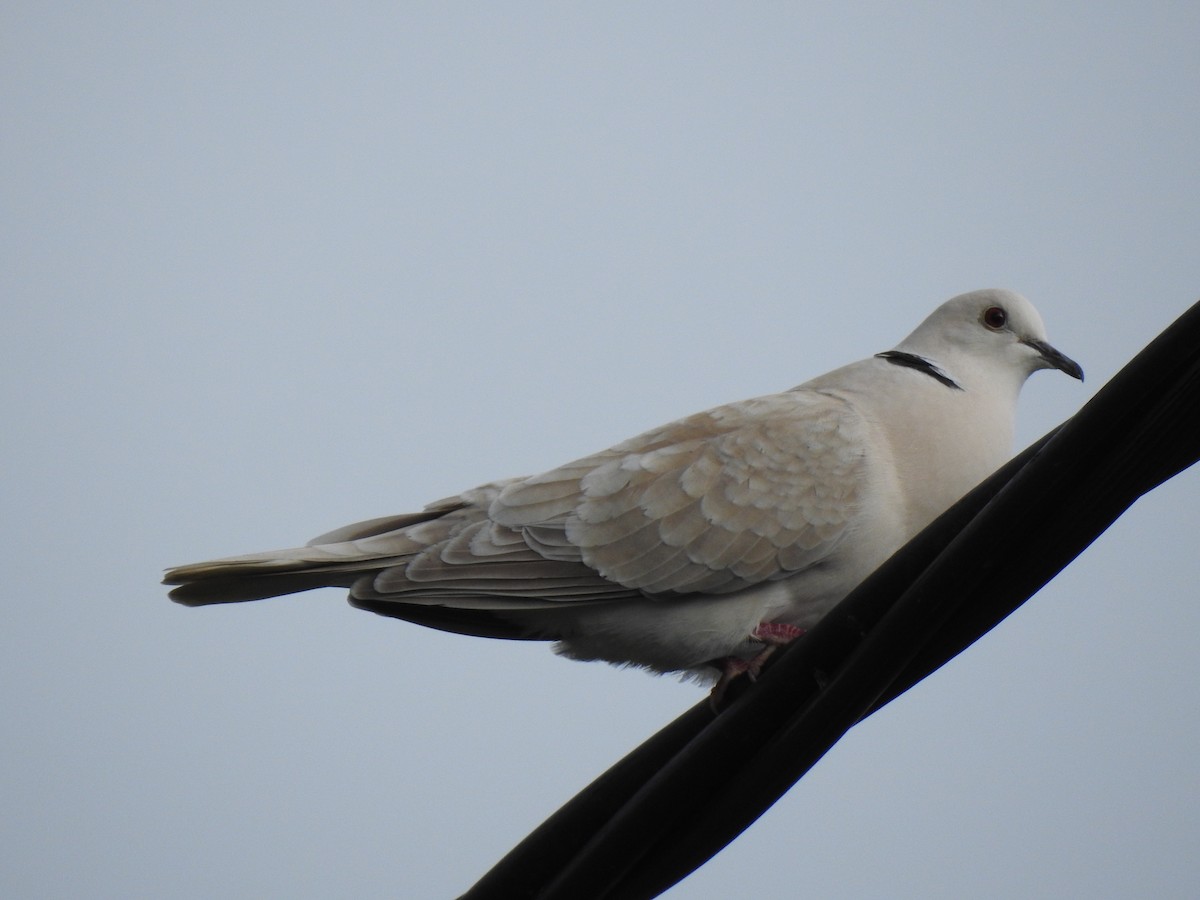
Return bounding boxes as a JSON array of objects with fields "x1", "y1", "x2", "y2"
[{"x1": 4, "y1": 4, "x2": 1199, "y2": 898}]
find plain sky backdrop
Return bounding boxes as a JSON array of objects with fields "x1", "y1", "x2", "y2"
[{"x1": 4, "y1": 3, "x2": 1199, "y2": 898}]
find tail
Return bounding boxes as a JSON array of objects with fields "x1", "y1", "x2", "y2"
[
  {"x1": 164, "y1": 511, "x2": 443, "y2": 606},
  {"x1": 163, "y1": 544, "x2": 395, "y2": 606}
]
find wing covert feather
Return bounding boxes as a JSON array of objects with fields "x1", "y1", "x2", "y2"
[{"x1": 489, "y1": 390, "x2": 868, "y2": 596}]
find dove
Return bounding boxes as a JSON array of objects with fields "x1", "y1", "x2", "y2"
[{"x1": 165, "y1": 289, "x2": 1082, "y2": 689}]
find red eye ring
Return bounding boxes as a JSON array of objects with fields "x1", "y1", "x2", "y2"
[{"x1": 982, "y1": 306, "x2": 1008, "y2": 330}]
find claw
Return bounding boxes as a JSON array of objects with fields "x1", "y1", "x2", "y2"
[
  {"x1": 750, "y1": 622, "x2": 806, "y2": 645},
  {"x1": 708, "y1": 622, "x2": 807, "y2": 711}
]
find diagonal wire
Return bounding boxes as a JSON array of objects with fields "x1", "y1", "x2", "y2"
[{"x1": 463, "y1": 297, "x2": 1200, "y2": 900}]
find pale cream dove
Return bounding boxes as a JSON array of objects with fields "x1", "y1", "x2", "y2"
[{"x1": 165, "y1": 289, "x2": 1082, "y2": 689}]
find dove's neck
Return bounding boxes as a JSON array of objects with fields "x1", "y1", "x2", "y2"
[
  {"x1": 805, "y1": 352, "x2": 1023, "y2": 537},
  {"x1": 890, "y1": 334, "x2": 1030, "y2": 403},
  {"x1": 874, "y1": 351, "x2": 963, "y2": 391}
]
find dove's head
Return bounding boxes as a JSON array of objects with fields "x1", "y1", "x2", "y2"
[{"x1": 896, "y1": 289, "x2": 1084, "y2": 393}]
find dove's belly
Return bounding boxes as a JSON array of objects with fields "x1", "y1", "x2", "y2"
[
  {"x1": 543, "y1": 505, "x2": 912, "y2": 678},
  {"x1": 544, "y1": 572, "x2": 856, "y2": 679}
]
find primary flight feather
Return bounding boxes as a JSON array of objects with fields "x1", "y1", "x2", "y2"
[{"x1": 165, "y1": 289, "x2": 1082, "y2": 686}]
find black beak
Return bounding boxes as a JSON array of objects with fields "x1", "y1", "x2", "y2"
[{"x1": 1023, "y1": 339, "x2": 1085, "y2": 381}]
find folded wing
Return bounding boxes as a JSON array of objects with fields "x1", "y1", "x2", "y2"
[{"x1": 165, "y1": 389, "x2": 868, "y2": 640}]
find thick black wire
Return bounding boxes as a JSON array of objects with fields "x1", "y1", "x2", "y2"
[
  {"x1": 462, "y1": 298, "x2": 1200, "y2": 900},
  {"x1": 606, "y1": 313, "x2": 1200, "y2": 900}
]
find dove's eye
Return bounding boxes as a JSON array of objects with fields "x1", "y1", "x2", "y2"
[{"x1": 982, "y1": 306, "x2": 1008, "y2": 330}]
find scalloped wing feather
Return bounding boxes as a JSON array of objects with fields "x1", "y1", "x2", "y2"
[
  {"x1": 168, "y1": 390, "x2": 868, "y2": 614},
  {"x1": 486, "y1": 390, "x2": 867, "y2": 597}
]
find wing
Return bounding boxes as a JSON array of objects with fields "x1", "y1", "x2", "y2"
[
  {"x1": 481, "y1": 389, "x2": 868, "y2": 598},
  {"x1": 350, "y1": 389, "x2": 867, "y2": 610},
  {"x1": 168, "y1": 389, "x2": 869, "y2": 626}
]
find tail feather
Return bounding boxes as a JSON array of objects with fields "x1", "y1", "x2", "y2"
[
  {"x1": 165, "y1": 497, "x2": 489, "y2": 607},
  {"x1": 163, "y1": 544, "x2": 403, "y2": 607},
  {"x1": 167, "y1": 571, "x2": 356, "y2": 606}
]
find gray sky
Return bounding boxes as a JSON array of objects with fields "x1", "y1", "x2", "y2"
[{"x1": 4, "y1": 3, "x2": 1199, "y2": 898}]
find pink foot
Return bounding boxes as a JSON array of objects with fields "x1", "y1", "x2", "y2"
[
  {"x1": 709, "y1": 622, "x2": 807, "y2": 710},
  {"x1": 750, "y1": 622, "x2": 806, "y2": 646}
]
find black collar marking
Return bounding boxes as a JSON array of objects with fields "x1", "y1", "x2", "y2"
[{"x1": 875, "y1": 350, "x2": 963, "y2": 391}]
